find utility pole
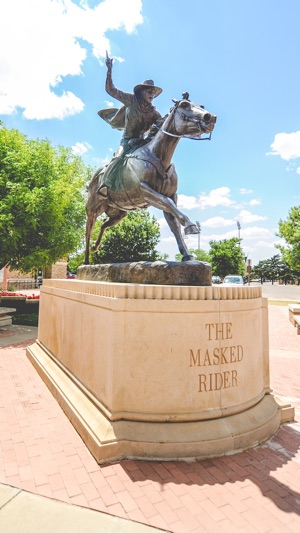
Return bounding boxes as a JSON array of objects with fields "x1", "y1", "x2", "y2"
[
  {"x1": 236, "y1": 220, "x2": 241, "y2": 246},
  {"x1": 196, "y1": 221, "x2": 201, "y2": 251}
]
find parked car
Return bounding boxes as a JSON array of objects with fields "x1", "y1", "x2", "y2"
[
  {"x1": 212, "y1": 276, "x2": 222, "y2": 284},
  {"x1": 67, "y1": 271, "x2": 77, "y2": 279},
  {"x1": 223, "y1": 275, "x2": 244, "y2": 285}
]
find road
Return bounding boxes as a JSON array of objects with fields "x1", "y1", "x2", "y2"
[{"x1": 255, "y1": 281, "x2": 300, "y2": 301}]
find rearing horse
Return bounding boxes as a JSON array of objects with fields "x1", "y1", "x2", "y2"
[{"x1": 84, "y1": 95, "x2": 216, "y2": 264}]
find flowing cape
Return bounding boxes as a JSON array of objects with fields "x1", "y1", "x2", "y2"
[{"x1": 97, "y1": 107, "x2": 126, "y2": 131}]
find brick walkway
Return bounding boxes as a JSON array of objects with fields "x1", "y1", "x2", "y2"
[{"x1": 0, "y1": 305, "x2": 299, "y2": 532}]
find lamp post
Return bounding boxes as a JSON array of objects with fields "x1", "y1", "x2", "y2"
[
  {"x1": 196, "y1": 221, "x2": 201, "y2": 251},
  {"x1": 236, "y1": 220, "x2": 241, "y2": 246}
]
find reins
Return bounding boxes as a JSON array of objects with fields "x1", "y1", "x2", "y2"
[
  {"x1": 160, "y1": 101, "x2": 212, "y2": 141},
  {"x1": 160, "y1": 128, "x2": 212, "y2": 141}
]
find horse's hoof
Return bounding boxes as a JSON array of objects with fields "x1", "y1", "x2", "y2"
[
  {"x1": 184, "y1": 224, "x2": 199, "y2": 235},
  {"x1": 181, "y1": 255, "x2": 194, "y2": 262}
]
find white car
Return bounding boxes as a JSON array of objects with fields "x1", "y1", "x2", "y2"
[{"x1": 223, "y1": 275, "x2": 244, "y2": 285}]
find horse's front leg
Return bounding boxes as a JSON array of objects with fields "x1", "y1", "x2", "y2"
[
  {"x1": 163, "y1": 211, "x2": 194, "y2": 261},
  {"x1": 140, "y1": 182, "x2": 199, "y2": 234}
]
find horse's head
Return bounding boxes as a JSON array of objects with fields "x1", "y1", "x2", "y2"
[{"x1": 168, "y1": 94, "x2": 217, "y2": 140}]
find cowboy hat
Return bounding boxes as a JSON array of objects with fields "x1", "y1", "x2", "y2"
[{"x1": 133, "y1": 79, "x2": 162, "y2": 97}]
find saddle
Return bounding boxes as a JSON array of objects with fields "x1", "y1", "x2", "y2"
[
  {"x1": 97, "y1": 119, "x2": 166, "y2": 197},
  {"x1": 97, "y1": 138, "x2": 150, "y2": 197}
]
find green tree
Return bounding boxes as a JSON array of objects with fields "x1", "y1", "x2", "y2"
[
  {"x1": 209, "y1": 238, "x2": 245, "y2": 278},
  {"x1": 252, "y1": 255, "x2": 290, "y2": 284},
  {"x1": 175, "y1": 248, "x2": 211, "y2": 262},
  {"x1": 252, "y1": 259, "x2": 268, "y2": 283},
  {"x1": 0, "y1": 122, "x2": 90, "y2": 272},
  {"x1": 265, "y1": 255, "x2": 287, "y2": 284},
  {"x1": 67, "y1": 252, "x2": 85, "y2": 275},
  {"x1": 92, "y1": 209, "x2": 161, "y2": 264},
  {"x1": 277, "y1": 206, "x2": 300, "y2": 270}
]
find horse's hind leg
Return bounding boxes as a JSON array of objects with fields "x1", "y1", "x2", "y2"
[
  {"x1": 91, "y1": 208, "x2": 127, "y2": 253},
  {"x1": 164, "y1": 211, "x2": 194, "y2": 261},
  {"x1": 84, "y1": 201, "x2": 107, "y2": 264},
  {"x1": 84, "y1": 212, "x2": 97, "y2": 265}
]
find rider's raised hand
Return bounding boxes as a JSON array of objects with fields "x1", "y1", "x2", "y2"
[{"x1": 105, "y1": 50, "x2": 113, "y2": 70}]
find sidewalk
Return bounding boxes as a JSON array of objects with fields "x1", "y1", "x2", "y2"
[{"x1": 0, "y1": 303, "x2": 299, "y2": 532}]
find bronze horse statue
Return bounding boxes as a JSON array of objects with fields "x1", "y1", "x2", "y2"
[{"x1": 84, "y1": 95, "x2": 216, "y2": 264}]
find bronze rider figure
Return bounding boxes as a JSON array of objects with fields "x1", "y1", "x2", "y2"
[{"x1": 97, "y1": 52, "x2": 163, "y2": 197}]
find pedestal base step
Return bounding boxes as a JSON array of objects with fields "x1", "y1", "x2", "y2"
[{"x1": 26, "y1": 342, "x2": 294, "y2": 464}]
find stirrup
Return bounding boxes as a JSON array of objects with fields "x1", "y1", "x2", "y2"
[{"x1": 97, "y1": 185, "x2": 108, "y2": 197}]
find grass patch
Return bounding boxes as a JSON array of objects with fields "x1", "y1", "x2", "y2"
[
  {"x1": 12, "y1": 313, "x2": 39, "y2": 326},
  {"x1": 268, "y1": 300, "x2": 300, "y2": 306}
]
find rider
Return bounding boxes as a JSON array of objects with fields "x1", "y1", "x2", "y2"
[{"x1": 97, "y1": 52, "x2": 163, "y2": 197}]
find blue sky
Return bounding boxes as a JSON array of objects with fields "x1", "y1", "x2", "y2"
[{"x1": 1, "y1": 0, "x2": 299, "y2": 264}]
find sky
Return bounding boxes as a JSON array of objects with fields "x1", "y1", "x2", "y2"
[{"x1": 0, "y1": 0, "x2": 299, "y2": 264}]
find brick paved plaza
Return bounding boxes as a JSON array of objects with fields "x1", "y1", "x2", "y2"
[{"x1": 0, "y1": 303, "x2": 299, "y2": 532}]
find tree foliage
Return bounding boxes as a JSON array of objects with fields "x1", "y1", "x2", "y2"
[
  {"x1": 91, "y1": 209, "x2": 161, "y2": 264},
  {"x1": 0, "y1": 122, "x2": 90, "y2": 272},
  {"x1": 252, "y1": 254, "x2": 289, "y2": 284},
  {"x1": 252, "y1": 254, "x2": 297, "y2": 284},
  {"x1": 209, "y1": 238, "x2": 245, "y2": 278},
  {"x1": 277, "y1": 206, "x2": 300, "y2": 270},
  {"x1": 175, "y1": 248, "x2": 211, "y2": 262}
]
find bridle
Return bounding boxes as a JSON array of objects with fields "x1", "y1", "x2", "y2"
[{"x1": 160, "y1": 97, "x2": 213, "y2": 141}]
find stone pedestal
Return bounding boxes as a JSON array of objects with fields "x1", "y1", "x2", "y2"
[
  {"x1": 27, "y1": 277, "x2": 294, "y2": 463},
  {"x1": 77, "y1": 260, "x2": 211, "y2": 286}
]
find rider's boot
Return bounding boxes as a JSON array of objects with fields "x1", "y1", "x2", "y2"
[{"x1": 97, "y1": 145, "x2": 125, "y2": 198}]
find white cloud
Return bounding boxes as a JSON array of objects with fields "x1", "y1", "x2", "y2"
[
  {"x1": 297, "y1": 167, "x2": 300, "y2": 174},
  {"x1": 208, "y1": 225, "x2": 273, "y2": 242},
  {"x1": 0, "y1": 0, "x2": 143, "y2": 120},
  {"x1": 267, "y1": 131, "x2": 300, "y2": 161},
  {"x1": 157, "y1": 217, "x2": 168, "y2": 229},
  {"x1": 240, "y1": 188, "x2": 253, "y2": 195},
  {"x1": 202, "y1": 216, "x2": 235, "y2": 228},
  {"x1": 71, "y1": 141, "x2": 92, "y2": 155},
  {"x1": 247, "y1": 198, "x2": 261, "y2": 206},
  {"x1": 237, "y1": 226, "x2": 274, "y2": 240},
  {"x1": 255, "y1": 240, "x2": 279, "y2": 249},
  {"x1": 160, "y1": 236, "x2": 176, "y2": 244},
  {"x1": 177, "y1": 195, "x2": 200, "y2": 210},
  {"x1": 237, "y1": 210, "x2": 267, "y2": 224},
  {"x1": 157, "y1": 220, "x2": 280, "y2": 264},
  {"x1": 178, "y1": 187, "x2": 235, "y2": 211},
  {"x1": 196, "y1": 210, "x2": 267, "y2": 231},
  {"x1": 199, "y1": 187, "x2": 235, "y2": 208},
  {"x1": 104, "y1": 100, "x2": 115, "y2": 108}
]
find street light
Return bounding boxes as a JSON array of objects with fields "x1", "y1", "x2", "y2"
[
  {"x1": 196, "y1": 221, "x2": 201, "y2": 250},
  {"x1": 236, "y1": 220, "x2": 241, "y2": 246}
]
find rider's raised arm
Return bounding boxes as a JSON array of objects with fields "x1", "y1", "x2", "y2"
[{"x1": 105, "y1": 54, "x2": 134, "y2": 107}]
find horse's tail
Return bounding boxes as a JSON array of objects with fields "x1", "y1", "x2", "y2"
[{"x1": 86, "y1": 165, "x2": 105, "y2": 191}]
